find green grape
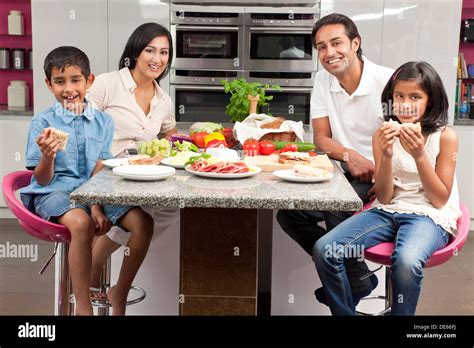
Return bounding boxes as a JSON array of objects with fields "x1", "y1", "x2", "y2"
[
  {"x1": 152, "y1": 139, "x2": 160, "y2": 146},
  {"x1": 146, "y1": 148, "x2": 153, "y2": 155}
]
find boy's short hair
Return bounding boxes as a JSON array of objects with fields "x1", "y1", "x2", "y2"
[{"x1": 43, "y1": 46, "x2": 90, "y2": 81}]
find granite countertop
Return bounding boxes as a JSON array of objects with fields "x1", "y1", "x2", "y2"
[{"x1": 70, "y1": 166, "x2": 362, "y2": 211}]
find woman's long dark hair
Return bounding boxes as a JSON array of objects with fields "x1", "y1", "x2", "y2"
[
  {"x1": 119, "y1": 23, "x2": 173, "y2": 85},
  {"x1": 381, "y1": 61, "x2": 448, "y2": 134}
]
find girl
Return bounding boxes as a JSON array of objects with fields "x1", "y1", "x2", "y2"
[
  {"x1": 313, "y1": 61, "x2": 461, "y2": 315},
  {"x1": 87, "y1": 23, "x2": 178, "y2": 315}
]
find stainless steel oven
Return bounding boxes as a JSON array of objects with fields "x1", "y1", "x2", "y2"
[
  {"x1": 244, "y1": 8, "x2": 319, "y2": 72},
  {"x1": 170, "y1": 70, "x2": 312, "y2": 124},
  {"x1": 171, "y1": 5, "x2": 244, "y2": 70},
  {"x1": 170, "y1": 69, "x2": 243, "y2": 123}
]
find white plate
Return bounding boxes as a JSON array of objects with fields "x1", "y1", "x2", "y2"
[
  {"x1": 160, "y1": 157, "x2": 185, "y2": 169},
  {"x1": 113, "y1": 165, "x2": 176, "y2": 181},
  {"x1": 185, "y1": 165, "x2": 261, "y2": 179},
  {"x1": 273, "y1": 169, "x2": 333, "y2": 183},
  {"x1": 103, "y1": 158, "x2": 130, "y2": 168}
]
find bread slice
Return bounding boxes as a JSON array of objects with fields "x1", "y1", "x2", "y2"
[
  {"x1": 49, "y1": 128, "x2": 69, "y2": 151},
  {"x1": 278, "y1": 152, "x2": 311, "y2": 165},
  {"x1": 260, "y1": 117, "x2": 286, "y2": 129},
  {"x1": 293, "y1": 164, "x2": 329, "y2": 178},
  {"x1": 383, "y1": 119, "x2": 421, "y2": 133}
]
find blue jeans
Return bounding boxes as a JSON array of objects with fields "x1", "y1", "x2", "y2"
[{"x1": 313, "y1": 209, "x2": 449, "y2": 315}]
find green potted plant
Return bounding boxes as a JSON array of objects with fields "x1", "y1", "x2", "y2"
[{"x1": 221, "y1": 78, "x2": 282, "y2": 122}]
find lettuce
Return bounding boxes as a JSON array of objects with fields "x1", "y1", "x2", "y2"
[{"x1": 189, "y1": 122, "x2": 223, "y2": 134}]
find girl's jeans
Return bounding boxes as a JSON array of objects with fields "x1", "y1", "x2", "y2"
[{"x1": 313, "y1": 209, "x2": 449, "y2": 315}]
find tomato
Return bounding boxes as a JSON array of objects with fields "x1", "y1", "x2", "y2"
[
  {"x1": 191, "y1": 132, "x2": 209, "y2": 148},
  {"x1": 308, "y1": 151, "x2": 318, "y2": 157},
  {"x1": 258, "y1": 141, "x2": 275, "y2": 156},
  {"x1": 243, "y1": 138, "x2": 260, "y2": 156}
]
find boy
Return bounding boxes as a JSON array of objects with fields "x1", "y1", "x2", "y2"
[{"x1": 20, "y1": 46, "x2": 154, "y2": 315}]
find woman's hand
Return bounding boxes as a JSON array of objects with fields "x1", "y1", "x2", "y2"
[
  {"x1": 36, "y1": 128, "x2": 59, "y2": 161},
  {"x1": 377, "y1": 124, "x2": 399, "y2": 158},
  {"x1": 399, "y1": 126, "x2": 425, "y2": 160},
  {"x1": 91, "y1": 205, "x2": 112, "y2": 236}
]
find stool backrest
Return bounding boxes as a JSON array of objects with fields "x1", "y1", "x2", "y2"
[
  {"x1": 2, "y1": 171, "x2": 71, "y2": 243},
  {"x1": 426, "y1": 202, "x2": 470, "y2": 267}
]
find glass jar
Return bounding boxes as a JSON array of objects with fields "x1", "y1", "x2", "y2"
[
  {"x1": 8, "y1": 10, "x2": 24, "y2": 35},
  {"x1": 8, "y1": 80, "x2": 29, "y2": 108}
]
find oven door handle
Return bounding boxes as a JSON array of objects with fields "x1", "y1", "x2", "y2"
[
  {"x1": 175, "y1": 25, "x2": 240, "y2": 32},
  {"x1": 173, "y1": 85, "x2": 224, "y2": 91},
  {"x1": 278, "y1": 87, "x2": 313, "y2": 93},
  {"x1": 249, "y1": 27, "x2": 312, "y2": 33}
]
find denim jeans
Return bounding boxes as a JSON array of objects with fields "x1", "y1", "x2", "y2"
[
  {"x1": 276, "y1": 172, "x2": 374, "y2": 292},
  {"x1": 313, "y1": 209, "x2": 449, "y2": 315}
]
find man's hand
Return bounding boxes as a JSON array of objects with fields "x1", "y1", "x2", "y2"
[
  {"x1": 91, "y1": 205, "x2": 111, "y2": 236},
  {"x1": 345, "y1": 149, "x2": 375, "y2": 183},
  {"x1": 36, "y1": 128, "x2": 59, "y2": 160}
]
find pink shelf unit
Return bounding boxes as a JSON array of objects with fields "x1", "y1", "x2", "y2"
[{"x1": 0, "y1": 0, "x2": 33, "y2": 108}]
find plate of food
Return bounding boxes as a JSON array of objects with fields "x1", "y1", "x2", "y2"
[
  {"x1": 273, "y1": 165, "x2": 333, "y2": 183},
  {"x1": 112, "y1": 165, "x2": 175, "y2": 181},
  {"x1": 102, "y1": 158, "x2": 130, "y2": 168},
  {"x1": 160, "y1": 151, "x2": 200, "y2": 169},
  {"x1": 185, "y1": 159, "x2": 261, "y2": 179}
]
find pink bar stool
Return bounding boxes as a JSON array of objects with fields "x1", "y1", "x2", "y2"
[
  {"x1": 2, "y1": 171, "x2": 146, "y2": 315},
  {"x1": 356, "y1": 202, "x2": 470, "y2": 315}
]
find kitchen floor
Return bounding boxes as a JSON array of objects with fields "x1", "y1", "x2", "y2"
[{"x1": 0, "y1": 218, "x2": 473, "y2": 315}]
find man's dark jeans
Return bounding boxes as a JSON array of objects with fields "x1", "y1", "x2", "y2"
[{"x1": 276, "y1": 172, "x2": 373, "y2": 292}]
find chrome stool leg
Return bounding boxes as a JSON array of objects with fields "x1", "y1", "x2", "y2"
[
  {"x1": 91, "y1": 256, "x2": 147, "y2": 314},
  {"x1": 57, "y1": 243, "x2": 74, "y2": 316},
  {"x1": 356, "y1": 266, "x2": 391, "y2": 316},
  {"x1": 97, "y1": 257, "x2": 111, "y2": 316}
]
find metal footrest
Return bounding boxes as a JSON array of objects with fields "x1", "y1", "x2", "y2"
[
  {"x1": 356, "y1": 295, "x2": 391, "y2": 316},
  {"x1": 91, "y1": 285, "x2": 146, "y2": 308}
]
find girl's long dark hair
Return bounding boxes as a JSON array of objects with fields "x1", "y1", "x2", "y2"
[
  {"x1": 381, "y1": 61, "x2": 448, "y2": 134},
  {"x1": 119, "y1": 23, "x2": 173, "y2": 85}
]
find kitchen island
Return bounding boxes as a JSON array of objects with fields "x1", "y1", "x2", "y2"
[{"x1": 71, "y1": 165, "x2": 362, "y2": 315}]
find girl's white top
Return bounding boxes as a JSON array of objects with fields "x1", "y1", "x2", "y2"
[{"x1": 372, "y1": 128, "x2": 461, "y2": 234}]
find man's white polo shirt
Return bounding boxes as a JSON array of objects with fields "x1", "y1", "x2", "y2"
[{"x1": 311, "y1": 56, "x2": 394, "y2": 164}]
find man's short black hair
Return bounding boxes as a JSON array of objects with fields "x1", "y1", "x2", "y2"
[
  {"x1": 312, "y1": 13, "x2": 363, "y2": 60},
  {"x1": 43, "y1": 46, "x2": 90, "y2": 81}
]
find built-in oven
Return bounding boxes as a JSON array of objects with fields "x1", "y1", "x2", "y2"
[
  {"x1": 170, "y1": 70, "x2": 312, "y2": 124},
  {"x1": 170, "y1": 69, "x2": 243, "y2": 123},
  {"x1": 244, "y1": 8, "x2": 319, "y2": 72},
  {"x1": 171, "y1": 5, "x2": 244, "y2": 70}
]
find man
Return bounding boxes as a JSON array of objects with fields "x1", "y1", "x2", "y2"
[{"x1": 276, "y1": 13, "x2": 394, "y2": 307}]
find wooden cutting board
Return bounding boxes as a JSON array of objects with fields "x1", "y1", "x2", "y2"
[{"x1": 244, "y1": 154, "x2": 334, "y2": 172}]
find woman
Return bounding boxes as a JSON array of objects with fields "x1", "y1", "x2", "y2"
[{"x1": 87, "y1": 23, "x2": 178, "y2": 313}]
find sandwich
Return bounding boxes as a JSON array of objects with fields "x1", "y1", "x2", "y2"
[
  {"x1": 383, "y1": 119, "x2": 421, "y2": 132},
  {"x1": 47, "y1": 127, "x2": 69, "y2": 151},
  {"x1": 128, "y1": 154, "x2": 163, "y2": 165},
  {"x1": 278, "y1": 151, "x2": 311, "y2": 165},
  {"x1": 293, "y1": 164, "x2": 330, "y2": 178}
]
